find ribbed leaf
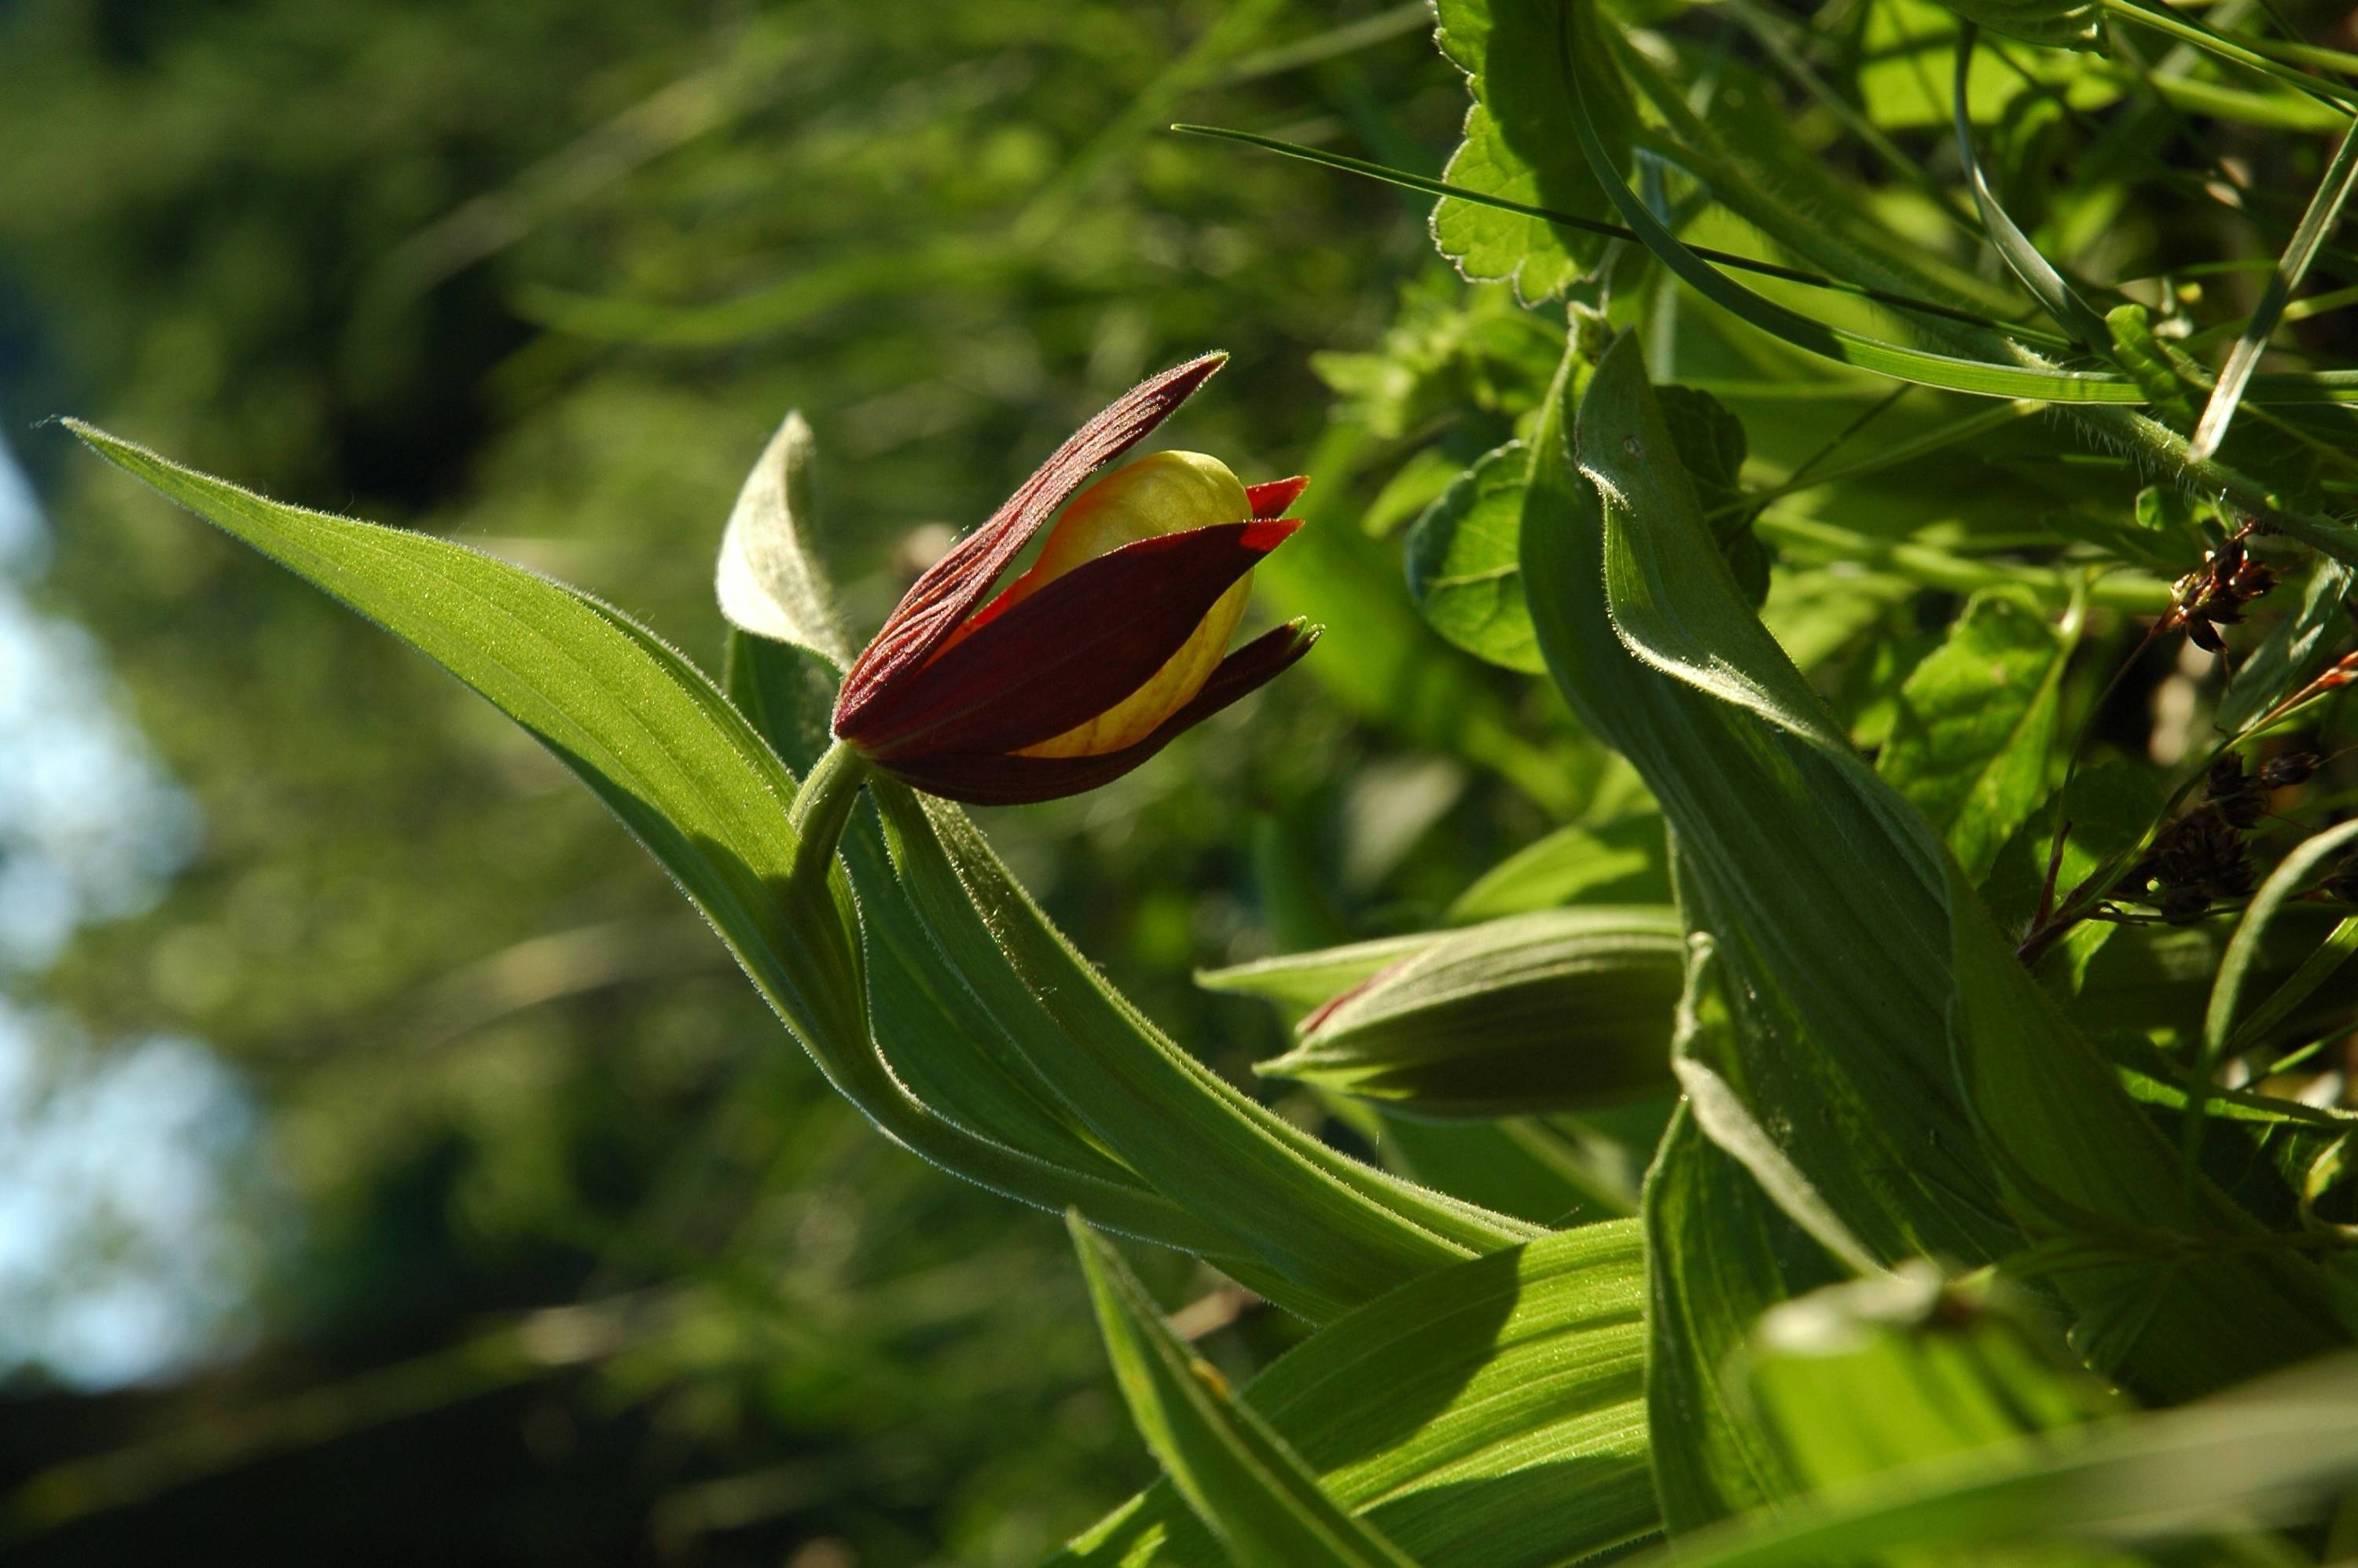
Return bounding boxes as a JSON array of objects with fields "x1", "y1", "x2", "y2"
[
  {"x1": 1199, "y1": 935, "x2": 1445, "y2": 1012},
  {"x1": 1254, "y1": 908, "x2": 1684, "y2": 1118},
  {"x1": 77, "y1": 419, "x2": 1532, "y2": 1331},
  {"x1": 1635, "y1": 1353, "x2": 2358, "y2": 1567},
  {"x1": 1745, "y1": 1267, "x2": 2120, "y2": 1495},
  {"x1": 1519, "y1": 334, "x2": 2356, "y2": 1519},
  {"x1": 1054, "y1": 1221, "x2": 1658, "y2": 1568},
  {"x1": 1067, "y1": 1216, "x2": 1422, "y2": 1568}
]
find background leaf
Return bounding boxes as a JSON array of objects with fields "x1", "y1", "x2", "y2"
[{"x1": 1877, "y1": 589, "x2": 2073, "y2": 880}]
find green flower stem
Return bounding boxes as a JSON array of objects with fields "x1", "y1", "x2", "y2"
[
  {"x1": 788, "y1": 736, "x2": 870, "y2": 894},
  {"x1": 774, "y1": 738, "x2": 1248, "y2": 1257}
]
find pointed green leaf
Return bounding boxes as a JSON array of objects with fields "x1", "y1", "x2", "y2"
[
  {"x1": 715, "y1": 409, "x2": 855, "y2": 666},
  {"x1": 1056, "y1": 1220, "x2": 1658, "y2": 1568},
  {"x1": 1067, "y1": 1215, "x2": 1423, "y2": 1568}
]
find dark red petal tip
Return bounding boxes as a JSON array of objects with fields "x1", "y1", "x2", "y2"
[
  {"x1": 876, "y1": 619, "x2": 1319, "y2": 806},
  {"x1": 836, "y1": 352, "x2": 1229, "y2": 729},
  {"x1": 1246, "y1": 476, "x2": 1309, "y2": 520},
  {"x1": 838, "y1": 517, "x2": 1304, "y2": 761}
]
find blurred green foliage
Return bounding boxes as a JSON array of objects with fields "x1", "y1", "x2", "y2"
[{"x1": 0, "y1": 1, "x2": 1544, "y2": 1561}]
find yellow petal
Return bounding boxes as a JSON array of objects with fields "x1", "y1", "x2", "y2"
[{"x1": 986, "y1": 451, "x2": 1254, "y2": 758}]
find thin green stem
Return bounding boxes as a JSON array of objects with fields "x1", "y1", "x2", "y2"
[
  {"x1": 1755, "y1": 512, "x2": 2175, "y2": 611},
  {"x1": 2099, "y1": 0, "x2": 2358, "y2": 112},
  {"x1": 1168, "y1": 123, "x2": 2075, "y2": 347}
]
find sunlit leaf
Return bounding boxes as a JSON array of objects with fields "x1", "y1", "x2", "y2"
[{"x1": 1067, "y1": 1214, "x2": 1423, "y2": 1568}]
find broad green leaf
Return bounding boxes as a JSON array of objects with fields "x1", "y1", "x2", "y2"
[
  {"x1": 1055, "y1": 1221, "x2": 1658, "y2": 1568},
  {"x1": 72, "y1": 421, "x2": 1253, "y2": 1272},
  {"x1": 1067, "y1": 1216, "x2": 1422, "y2": 1568},
  {"x1": 1431, "y1": 0, "x2": 1632, "y2": 297},
  {"x1": 64, "y1": 422, "x2": 863, "y2": 1071},
  {"x1": 1747, "y1": 1267, "x2": 2119, "y2": 1490},
  {"x1": 872, "y1": 784, "x2": 1539, "y2": 1317},
  {"x1": 1407, "y1": 386, "x2": 1764, "y2": 677},
  {"x1": 1533, "y1": 333, "x2": 2013, "y2": 1270},
  {"x1": 79, "y1": 420, "x2": 1531, "y2": 1330},
  {"x1": 1877, "y1": 589, "x2": 2071, "y2": 880},
  {"x1": 1254, "y1": 907, "x2": 1684, "y2": 1118},
  {"x1": 1945, "y1": 853, "x2": 2356, "y2": 1396},
  {"x1": 1980, "y1": 760, "x2": 2165, "y2": 942},
  {"x1": 1406, "y1": 440, "x2": 1543, "y2": 673},
  {"x1": 1447, "y1": 812, "x2": 1670, "y2": 920},
  {"x1": 1644, "y1": 1109, "x2": 1842, "y2": 1529}
]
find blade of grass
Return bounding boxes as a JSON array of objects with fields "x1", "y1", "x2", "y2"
[
  {"x1": 1952, "y1": 24, "x2": 2116, "y2": 348},
  {"x1": 2189, "y1": 116, "x2": 2358, "y2": 457},
  {"x1": 2098, "y1": 0, "x2": 2358, "y2": 114},
  {"x1": 1168, "y1": 123, "x2": 2075, "y2": 349}
]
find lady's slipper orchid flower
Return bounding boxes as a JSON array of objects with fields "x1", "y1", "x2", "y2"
[{"x1": 832, "y1": 353, "x2": 1317, "y2": 805}]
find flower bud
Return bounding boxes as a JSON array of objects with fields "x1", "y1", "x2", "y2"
[{"x1": 830, "y1": 354, "x2": 1316, "y2": 805}]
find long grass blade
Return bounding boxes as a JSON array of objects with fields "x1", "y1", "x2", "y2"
[
  {"x1": 2189, "y1": 116, "x2": 2358, "y2": 457},
  {"x1": 1952, "y1": 24, "x2": 2115, "y2": 348}
]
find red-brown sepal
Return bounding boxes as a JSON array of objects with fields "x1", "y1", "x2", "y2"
[
  {"x1": 874, "y1": 619, "x2": 1320, "y2": 805},
  {"x1": 835, "y1": 353, "x2": 1226, "y2": 733},
  {"x1": 837, "y1": 517, "x2": 1302, "y2": 761}
]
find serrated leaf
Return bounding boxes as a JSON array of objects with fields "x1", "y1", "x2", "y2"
[
  {"x1": 1878, "y1": 589, "x2": 2070, "y2": 880},
  {"x1": 1431, "y1": 0, "x2": 1632, "y2": 299},
  {"x1": 1067, "y1": 1215, "x2": 1423, "y2": 1568},
  {"x1": 1055, "y1": 1220, "x2": 1658, "y2": 1568}
]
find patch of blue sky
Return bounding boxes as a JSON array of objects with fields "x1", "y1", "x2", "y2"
[{"x1": 0, "y1": 431, "x2": 280, "y2": 1390}]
